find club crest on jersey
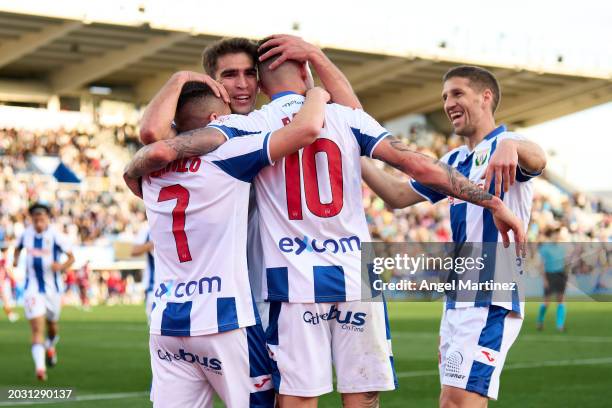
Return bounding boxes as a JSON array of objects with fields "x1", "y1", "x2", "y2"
[{"x1": 474, "y1": 149, "x2": 490, "y2": 167}]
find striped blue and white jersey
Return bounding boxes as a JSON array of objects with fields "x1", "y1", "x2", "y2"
[
  {"x1": 410, "y1": 125, "x2": 540, "y2": 314},
  {"x1": 17, "y1": 226, "x2": 72, "y2": 295},
  {"x1": 246, "y1": 187, "x2": 265, "y2": 303},
  {"x1": 143, "y1": 132, "x2": 272, "y2": 336},
  {"x1": 208, "y1": 91, "x2": 390, "y2": 303},
  {"x1": 135, "y1": 225, "x2": 156, "y2": 294}
]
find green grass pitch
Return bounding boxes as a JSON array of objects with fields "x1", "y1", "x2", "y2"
[{"x1": 0, "y1": 302, "x2": 611, "y2": 407}]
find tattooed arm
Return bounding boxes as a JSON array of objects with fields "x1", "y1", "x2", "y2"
[
  {"x1": 360, "y1": 157, "x2": 425, "y2": 209},
  {"x1": 124, "y1": 127, "x2": 226, "y2": 179},
  {"x1": 123, "y1": 127, "x2": 226, "y2": 198},
  {"x1": 372, "y1": 137, "x2": 526, "y2": 248},
  {"x1": 373, "y1": 137, "x2": 494, "y2": 205}
]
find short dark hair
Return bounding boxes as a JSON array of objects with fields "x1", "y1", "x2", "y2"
[
  {"x1": 256, "y1": 37, "x2": 283, "y2": 69},
  {"x1": 28, "y1": 202, "x2": 50, "y2": 215},
  {"x1": 201, "y1": 37, "x2": 258, "y2": 76},
  {"x1": 176, "y1": 81, "x2": 216, "y2": 112},
  {"x1": 443, "y1": 65, "x2": 501, "y2": 113}
]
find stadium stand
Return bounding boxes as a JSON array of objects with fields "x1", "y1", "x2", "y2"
[{"x1": 1, "y1": 120, "x2": 609, "y2": 305}]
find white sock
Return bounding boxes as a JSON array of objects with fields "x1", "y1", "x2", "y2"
[
  {"x1": 45, "y1": 336, "x2": 59, "y2": 349},
  {"x1": 31, "y1": 344, "x2": 45, "y2": 371}
]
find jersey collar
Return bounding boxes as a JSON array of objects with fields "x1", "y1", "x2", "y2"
[
  {"x1": 271, "y1": 91, "x2": 299, "y2": 101},
  {"x1": 465, "y1": 124, "x2": 507, "y2": 154},
  {"x1": 485, "y1": 124, "x2": 507, "y2": 141}
]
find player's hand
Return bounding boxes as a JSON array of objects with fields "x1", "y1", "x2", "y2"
[
  {"x1": 51, "y1": 262, "x2": 63, "y2": 272},
  {"x1": 306, "y1": 87, "x2": 331, "y2": 104},
  {"x1": 258, "y1": 34, "x2": 319, "y2": 70},
  {"x1": 490, "y1": 201, "x2": 526, "y2": 257},
  {"x1": 123, "y1": 172, "x2": 143, "y2": 199},
  {"x1": 175, "y1": 71, "x2": 230, "y2": 104},
  {"x1": 482, "y1": 139, "x2": 518, "y2": 197}
]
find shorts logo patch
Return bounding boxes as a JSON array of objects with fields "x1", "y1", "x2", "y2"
[
  {"x1": 254, "y1": 377, "x2": 271, "y2": 389},
  {"x1": 157, "y1": 348, "x2": 223, "y2": 374},
  {"x1": 476, "y1": 347, "x2": 499, "y2": 366},
  {"x1": 482, "y1": 350, "x2": 495, "y2": 362},
  {"x1": 302, "y1": 305, "x2": 367, "y2": 332},
  {"x1": 445, "y1": 350, "x2": 466, "y2": 380}
]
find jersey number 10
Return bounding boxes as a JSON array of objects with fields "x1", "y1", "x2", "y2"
[{"x1": 282, "y1": 117, "x2": 344, "y2": 220}]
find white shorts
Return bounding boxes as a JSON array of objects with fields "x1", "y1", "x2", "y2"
[
  {"x1": 150, "y1": 324, "x2": 274, "y2": 408},
  {"x1": 24, "y1": 291, "x2": 61, "y2": 322},
  {"x1": 439, "y1": 306, "x2": 523, "y2": 400},
  {"x1": 266, "y1": 300, "x2": 397, "y2": 397}
]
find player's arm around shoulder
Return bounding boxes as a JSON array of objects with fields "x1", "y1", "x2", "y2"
[
  {"x1": 268, "y1": 87, "x2": 330, "y2": 162},
  {"x1": 372, "y1": 136, "x2": 526, "y2": 251},
  {"x1": 124, "y1": 127, "x2": 227, "y2": 179},
  {"x1": 140, "y1": 71, "x2": 229, "y2": 144},
  {"x1": 360, "y1": 157, "x2": 425, "y2": 209},
  {"x1": 485, "y1": 133, "x2": 547, "y2": 196}
]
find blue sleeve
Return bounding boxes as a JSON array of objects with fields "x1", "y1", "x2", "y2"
[
  {"x1": 351, "y1": 109, "x2": 391, "y2": 157},
  {"x1": 409, "y1": 180, "x2": 447, "y2": 204},
  {"x1": 212, "y1": 133, "x2": 272, "y2": 183},
  {"x1": 351, "y1": 128, "x2": 390, "y2": 157},
  {"x1": 207, "y1": 114, "x2": 263, "y2": 139},
  {"x1": 207, "y1": 124, "x2": 262, "y2": 139},
  {"x1": 515, "y1": 165, "x2": 542, "y2": 182}
]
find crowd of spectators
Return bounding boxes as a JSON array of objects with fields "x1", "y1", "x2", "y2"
[
  {"x1": 1, "y1": 124, "x2": 610, "y2": 246},
  {"x1": 0, "y1": 124, "x2": 609, "y2": 305},
  {"x1": 0, "y1": 125, "x2": 145, "y2": 246}
]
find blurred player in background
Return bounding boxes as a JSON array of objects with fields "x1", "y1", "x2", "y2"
[
  {"x1": 129, "y1": 41, "x2": 526, "y2": 406},
  {"x1": 125, "y1": 83, "x2": 331, "y2": 407},
  {"x1": 76, "y1": 260, "x2": 91, "y2": 311},
  {"x1": 0, "y1": 244, "x2": 19, "y2": 322},
  {"x1": 131, "y1": 226, "x2": 155, "y2": 321},
  {"x1": 537, "y1": 227, "x2": 568, "y2": 332},
  {"x1": 361, "y1": 65, "x2": 546, "y2": 407},
  {"x1": 13, "y1": 203, "x2": 75, "y2": 381}
]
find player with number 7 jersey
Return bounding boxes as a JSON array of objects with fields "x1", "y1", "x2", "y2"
[{"x1": 128, "y1": 49, "x2": 525, "y2": 406}]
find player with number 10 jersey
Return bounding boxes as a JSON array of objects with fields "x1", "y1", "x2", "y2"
[
  {"x1": 209, "y1": 95, "x2": 386, "y2": 304},
  {"x1": 208, "y1": 91, "x2": 398, "y2": 397}
]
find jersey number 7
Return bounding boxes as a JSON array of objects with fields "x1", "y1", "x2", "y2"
[{"x1": 158, "y1": 184, "x2": 192, "y2": 263}]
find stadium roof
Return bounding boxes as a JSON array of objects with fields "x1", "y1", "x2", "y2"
[{"x1": 1, "y1": 10, "x2": 611, "y2": 128}]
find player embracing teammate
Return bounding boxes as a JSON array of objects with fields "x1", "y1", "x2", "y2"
[
  {"x1": 362, "y1": 66, "x2": 546, "y2": 407},
  {"x1": 127, "y1": 35, "x2": 527, "y2": 407}
]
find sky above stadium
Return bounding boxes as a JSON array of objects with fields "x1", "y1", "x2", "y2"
[{"x1": 2, "y1": 0, "x2": 611, "y2": 191}]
